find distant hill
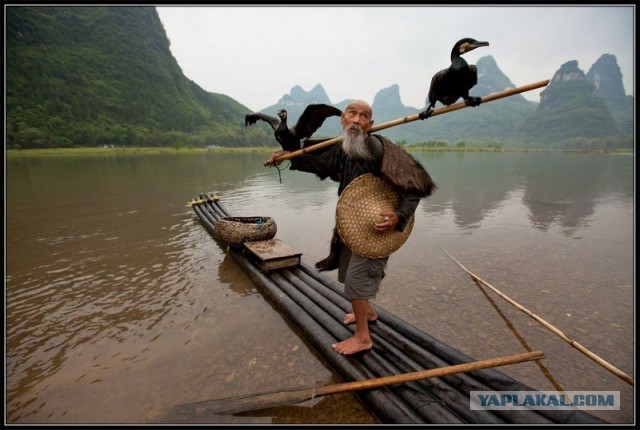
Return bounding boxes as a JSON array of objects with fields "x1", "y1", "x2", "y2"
[
  {"x1": 586, "y1": 54, "x2": 634, "y2": 136},
  {"x1": 517, "y1": 60, "x2": 621, "y2": 145},
  {"x1": 257, "y1": 84, "x2": 345, "y2": 139},
  {"x1": 5, "y1": 6, "x2": 633, "y2": 150},
  {"x1": 260, "y1": 55, "x2": 633, "y2": 149},
  {"x1": 6, "y1": 6, "x2": 271, "y2": 148}
]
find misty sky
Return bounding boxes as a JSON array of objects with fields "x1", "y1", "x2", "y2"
[{"x1": 156, "y1": 5, "x2": 635, "y2": 112}]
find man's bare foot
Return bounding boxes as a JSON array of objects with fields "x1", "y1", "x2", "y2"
[
  {"x1": 332, "y1": 336, "x2": 373, "y2": 355},
  {"x1": 343, "y1": 312, "x2": 377, "y2": 325}
]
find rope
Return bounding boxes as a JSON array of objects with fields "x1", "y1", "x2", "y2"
[{"x1": 273, "y1": 161, "x2": 291, "y2": 184}]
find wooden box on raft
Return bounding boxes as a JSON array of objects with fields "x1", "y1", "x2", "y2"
[{"x1": 243, "y1": 239, "x2": 302, "y2": 271}]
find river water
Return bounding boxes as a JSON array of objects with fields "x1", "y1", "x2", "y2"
[{"x1": 5, "y1": 150, "x2": 635, "y2": 424}]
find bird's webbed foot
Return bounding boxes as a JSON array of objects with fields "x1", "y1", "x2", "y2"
[
  {"x1": 418, "y1": 106, "x2": 434, "y2": 120},
  {"x1": 464, "y1": 96, "x2": 482, "y2": 107}
]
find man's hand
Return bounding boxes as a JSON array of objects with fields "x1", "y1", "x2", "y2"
[
  {"x1": 374, "y1": 209, "x2": 398, "y2": 232},
  {"x1": 267, "y1": 150, "x2": 290, "y2": 166}
]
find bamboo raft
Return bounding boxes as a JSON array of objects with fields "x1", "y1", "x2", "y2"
[{"x1": 188, "y1": 192, "x2": 606, "y2": 424}]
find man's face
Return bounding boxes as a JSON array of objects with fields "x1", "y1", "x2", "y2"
[{"x1": 340, "y1": 102, "x2": 373, "y2": 135}]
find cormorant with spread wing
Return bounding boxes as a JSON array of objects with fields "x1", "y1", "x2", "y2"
[
  {"x1": 245, "y1": 103, "x2": 341, "y2": 151},
  {"x1": 419, "y1": 38, "x2": 489, "y2": 120}
]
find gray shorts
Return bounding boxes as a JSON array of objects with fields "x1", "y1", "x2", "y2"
[{"x1": 338, "y1": 246, "x2": 388, "y2": 300}]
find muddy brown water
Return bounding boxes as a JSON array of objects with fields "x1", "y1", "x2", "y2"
[{"x1": 6, "y1": 151, "x2": 634, "y2": 424}]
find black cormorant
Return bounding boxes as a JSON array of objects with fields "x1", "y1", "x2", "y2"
[
  {"x1": 419, "y1": 38, "x2": 489, "y2": 120},
  {"x1": 245, "y1": 103, "x2": 341, "y2": 151}
]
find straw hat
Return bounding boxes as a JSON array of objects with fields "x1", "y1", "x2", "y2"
[{"x1": 336, "y1": 173, "x2": 414, "y2": 259}]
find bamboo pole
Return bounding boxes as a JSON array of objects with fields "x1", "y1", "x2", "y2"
[
  {"x1": 442, "y1": 249, "x2": 634, "y2": 386},
  {"x1": 187, "y1": 197, "x2": 605, "y2": 424},
  {"x1": 469, "y1": 275, "x2": 566, "y2": 392},
  {"x1": 264, "y1": 79, "x2": 550, "y2": 166},
  {"x1": 314, "y1": 350, "x2": 544, "y2": 396},
  {"x1": 170, "y1": 351, "x2": 543, "y2": 416}
]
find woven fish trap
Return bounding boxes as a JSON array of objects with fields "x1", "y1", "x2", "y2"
[
  {"x1": 214, "y1": 216, "x2": 277, "y2": 248},
  {"x1": 336, "y1": 174, "x2": 414, "y2": 259}
]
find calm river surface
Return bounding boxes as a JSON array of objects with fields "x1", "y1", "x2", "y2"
[{"x1": 5, "y1": 150, "x2": 634, "y2": 424}]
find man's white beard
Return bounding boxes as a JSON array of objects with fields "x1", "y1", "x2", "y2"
[{"x1": 342, "y1": 126, "x2": 372, "y2": 160}]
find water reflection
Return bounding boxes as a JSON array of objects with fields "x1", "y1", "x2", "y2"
[
  {"x1": 217, "y1": 252, "x2": 258, "y2": 297},
  {"x1": 520, "y1": 154, "x2": 597, "y2": 234},
  {"x1": 5, "y1": 151, "x2": 634, "y2": 424},
  {"x1": 421, "y1": 152, "x2": 516, "y2": 230},
  {"x1": 409, "y1": 152, "x2": 633, "y2": 238}
]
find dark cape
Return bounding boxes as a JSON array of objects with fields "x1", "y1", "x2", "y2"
[
  {"x1": 315, "y1": 135, "x2": 436, "y2": 271},
  {"x1": 377, "y1": 135, "x2": 435, "y2": 198}
]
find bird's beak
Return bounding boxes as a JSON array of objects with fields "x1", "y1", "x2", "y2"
[{"x1": 468, "y1": 41, "x2": 489, "y2": 51}]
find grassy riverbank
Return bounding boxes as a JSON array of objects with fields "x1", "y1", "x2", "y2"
[
  {"x1": 5, "y1": 146, "x2": 633, "y2": 158},
  {"x1": 5, "y1": 146, "x2": 277, "y2": 158}
]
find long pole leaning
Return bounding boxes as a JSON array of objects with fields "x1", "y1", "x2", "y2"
[
  {"x1": 442, "y1": 249, "x2": 634, "y2": 386},
  {"x1": 170, "y1": 350, "x2": 544, "y2": 416},
  {"x1": 264, "y1": 79, "x2": 550, "y2": 166}
]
